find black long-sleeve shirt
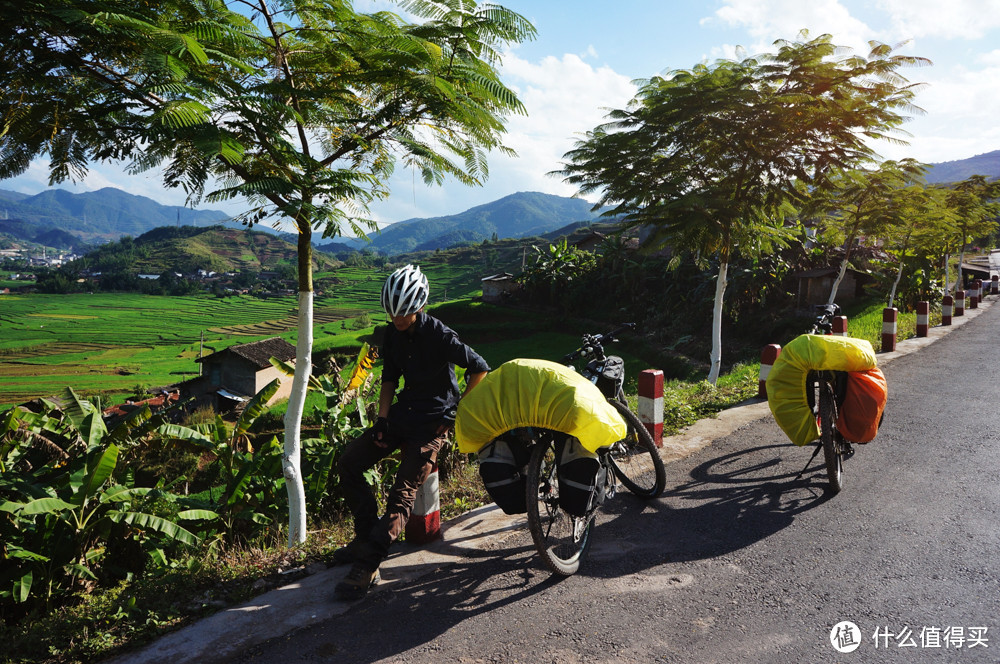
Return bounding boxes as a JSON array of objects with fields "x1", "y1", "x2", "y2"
[{"x1": 381, "y1": 313, "x2": 490, "y2": 429}]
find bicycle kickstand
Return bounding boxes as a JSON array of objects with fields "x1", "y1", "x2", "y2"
[{"x1": 793, "y1": 442, "x2": 824, "y2": 482}]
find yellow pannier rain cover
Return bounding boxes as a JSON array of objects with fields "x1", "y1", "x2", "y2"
[
  {"x1": 766, "y1": 334, "x2": 877, "y2": 446},
  {"x1": 456, "y1": 358, "x2": 628, "y2": 454}
]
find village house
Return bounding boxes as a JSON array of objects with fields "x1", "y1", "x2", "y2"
[
  {"x1": 181, "y1": 337, "x2": 297, "y2": 412},
  {"x1": 794, "y1": 267, "x2": 870, "y2": 309},
  {"x1": 480, "y1": 272, "x2": 518, "y2": 302}
]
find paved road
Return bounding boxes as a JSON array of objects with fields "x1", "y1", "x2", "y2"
[{"x1": 117, "y1": 301, "x2": 1000, "y2": 664}]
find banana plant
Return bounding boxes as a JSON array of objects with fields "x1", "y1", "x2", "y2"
[
  {"x1": 0, "y1": 390, "x2": 200, "y2": 609},
  {"x1": 156, "y1": 379, "x2": 287, "y2": 542}
]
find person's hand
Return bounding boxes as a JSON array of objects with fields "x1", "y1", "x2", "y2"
[{"x1": 371, "y1": 417, "x2": 389, "y2": 448}]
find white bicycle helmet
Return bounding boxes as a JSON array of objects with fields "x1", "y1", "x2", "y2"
[{"x1": 381, "y1": 264, "x2": 429, "y2": 317}]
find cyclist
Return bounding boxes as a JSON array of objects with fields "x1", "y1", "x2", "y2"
[{"x1": 333, "y1": 264, "x2": 490, "y2": 600}]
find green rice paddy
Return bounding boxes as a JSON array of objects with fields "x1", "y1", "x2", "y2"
[
  {"x1": 0, "y1": 261, "x2": 494, "y2": 407},
  {"x1": 0, "y1": 291, "x2": 371, "y2": 406}
]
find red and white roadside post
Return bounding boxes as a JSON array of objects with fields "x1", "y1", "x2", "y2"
[
  {"x1": 881, "y1": 307, "x2": 898, "y2": 352},
  {"x1": 955, "y1": 290, "x2": 966, "y2": 317},
  {"x1": 832, "y1": 315, "x2": 848, "y2": 336},
  {"x1": 916, "y1": 301, "x2": 929, "y2": 337},
  {"x1": 759, "y1": 345, "x2": 781, "y2": 399},
  {"x1": 992, "y1": 275, "x2": 998, "y2": 296},
  {"x1": 942, "y1": 295, "x2": 953, "y2": 325},
  {"x1": 638, "y1": 369, "x2": 664, "y2": 448},
  {"x1": 970, "y1": 280, "x2": 980, "y2": 309},
  {"x1": 405, "y1": 463, "x2": 441, "y2": 544}
]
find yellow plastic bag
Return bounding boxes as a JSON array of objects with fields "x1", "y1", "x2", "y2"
[
  {"x1": 455, "y1": 358, "x2": 627, "y2": 454},
  {"x1": 765, "y1": 334, "x2": 877, "y2": 446}
]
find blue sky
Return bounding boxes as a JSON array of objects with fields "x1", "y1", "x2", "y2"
[{"x1": 4, "y1": 0, "x2": 1000, "y2": 233}]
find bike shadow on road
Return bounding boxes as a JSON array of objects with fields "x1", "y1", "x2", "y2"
[
  {"x1": 233, "y1": 542, "x2": 569, "y2": 663},
  {"x1": 580, "y1": 442, "x2": 837, "y2": 578}
]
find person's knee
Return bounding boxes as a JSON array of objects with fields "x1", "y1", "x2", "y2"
[{"x1": 337, "y1": 434, "x2": 369, "y2": 477}]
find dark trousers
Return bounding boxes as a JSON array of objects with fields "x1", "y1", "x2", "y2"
[{"x1": 336, "y1": 421, "x2": 450, "y2": 564}]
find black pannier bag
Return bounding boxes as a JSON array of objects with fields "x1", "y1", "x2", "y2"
[
  {"x1": 557, "y1": 436, "x2": 604, "y2": 517},
  {"x1": 596, "y1": 355, "x2": 625, "y2": 398},
  {"x1": 477, "y1": 437, "x2": 531, "y2": 514}
]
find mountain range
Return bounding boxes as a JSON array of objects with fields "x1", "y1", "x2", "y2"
[
  {"x1": 1, "y1": 149, "x2": 998, "y2": 257},
  {"x1": 0, "y1": 187, "x2": 230, "y2": 245},
  {"x1": 323, "y1": 191, "x2": 609, "y2": 256}
]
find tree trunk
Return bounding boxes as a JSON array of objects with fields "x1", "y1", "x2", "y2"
[
  {"x1": 888, "y1": 258, "x2": 905, "y2": 309},
  {"x1": 827, "y1": 257, "x2": 849, "y2": 306},
  {"x1": 282, "y1": 226, "x2": 313, "y2": 546},
  {"x1": 957, "y1": 233, "x2": 967, "y2": 292},
  {"x1": 707, "y1": 260, "x2": 728, "y2": 385}
]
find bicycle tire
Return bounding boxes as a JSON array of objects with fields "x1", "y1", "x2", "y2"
[
  {"x1": 525, "y1": 436, "x2": 592, "y2": 576},
  {"x1": 819, "y1": 381, "x2": 843, "y2": 494},
  {"x1": 607, "y1": 399, "x2": 666, "y2": 499}
]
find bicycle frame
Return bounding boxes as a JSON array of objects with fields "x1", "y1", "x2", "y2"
[{"x1": 798, "y1": 304, "x2": 852, "y2": 493}]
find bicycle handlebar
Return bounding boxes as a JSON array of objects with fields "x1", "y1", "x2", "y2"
[
  {"x1": 810, "y1": 303, "x2": 841, "y2": 334},
  {"x1": 561, "y1": 322, "x2": 636, "y2": 362}
]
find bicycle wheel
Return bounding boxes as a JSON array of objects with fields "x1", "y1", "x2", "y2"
[
  {"x1": 525, "y1": 436, "x2": 592, "y2": 576},
  {"x1": 607, "y1": 399, "x2": 666, "y2": 499},
  {"x1": 819, "y1": 381, "x2": 844, "y2": 494}
]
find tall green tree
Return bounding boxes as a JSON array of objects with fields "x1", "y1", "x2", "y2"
[
  {"x1": 0, "y1": 0, "x2": 535, "y2": 544},
  {"x1": 809, "y1": 158, "x2": 929, "y2": 305},
  {"x1": 556, "y1": 33, "x2": 929, "y2": 384},
  {"x1": 942, "y1": 175, "x2": 1000, "y2": 291},
  {"x1": 879, "y1": 184, "x2": 952, "y2": 308}
]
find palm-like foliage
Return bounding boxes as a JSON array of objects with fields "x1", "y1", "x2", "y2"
[
  {"x1": 556, "y1": 32, "x2": 930, "y2": 383},
  {"x1": 942, "y1": 175, "x2": 1000, "y2": 290},
  {"x1": 808, "y1": 158, "x2": 929, "y2": 304},
  {"x1": 1, "y1": 0, "x2": 534, "y2": 544}
]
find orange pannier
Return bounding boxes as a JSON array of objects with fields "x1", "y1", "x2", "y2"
[{"x1": 835, "y1": 367, "x2": 888, "y2": 443}]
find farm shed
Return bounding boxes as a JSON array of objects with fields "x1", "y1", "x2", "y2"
[
  {"x1": 190, "y1": 337, "x2": 297, "y2": 411},
  {"x1": 794, "y1": 267, "x2": 870, "y2": 309},
  {"x1": 481, "y1": 272, "x2": 518, "y2": 302}
]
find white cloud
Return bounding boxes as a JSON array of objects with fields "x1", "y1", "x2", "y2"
[
  {"x1": 875, "y1": 0, "x2": 1000, "y2": 40},
  {"x1": 707, "y1": 0, "x2": 873, "y2": 54},
  {"x1": 882, "y1": 49, "x2": 1000, "y2": 163},
  {"x1": 369, "y1": 51, "x2": 636, "y2": 224}
]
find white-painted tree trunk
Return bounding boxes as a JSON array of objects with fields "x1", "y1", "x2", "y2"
[
  {"x1": 827, "y1": 258, "x2": 849, "y2": 306},
  {"x1": 282, "y1": 290, "x2": 312, "y2": 546},
  {"x1": 944, "y1": 253, "x2": 950, "y2": 291},
  {"x1": 707, "y1": 260, "x2": 728, "y2": 385},
  {"x1": 888, "y1": 260, "x2": 904, "y2": 309},
  {"x1": 957, "y1": 236, "x2": 967, "y2": 293}
]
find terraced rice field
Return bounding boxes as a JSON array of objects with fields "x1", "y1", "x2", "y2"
[{"x1": 0, "y1": 292, "x2": 372, "y2": 406}]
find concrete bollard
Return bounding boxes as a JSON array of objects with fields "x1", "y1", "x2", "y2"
[
  {"x1": 638, "y1": 369, "x2": 664, "y2": 447},
  {"x1": 955, "y1": 290, "x2": 966, "y2": 316},
  {"x1": 916, "y1": 301, "x2": 929, "y2": 337},
  {"x1": 832, "y1": 316, "x2": 848, "y2": 336},
  {"x1": 992, "y1": 275, "x2": 998, "y2": 295},
  {"x1": 942, "y1": 295, "x2": 953, "y2": 326},
  {"x1": 881, "y1": 307, "x2": 898, "y2": 352},
  {"x1": 970, "y1": 280, "x2": 980, "y2": 309},
  {"x1": 405, "y1": 463, "x2": 441, "y2": 544},
  {"x1": 759, "y1": 344, "x2": 781, "y2": 399}
]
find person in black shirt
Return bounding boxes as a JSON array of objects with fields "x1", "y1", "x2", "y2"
[{"x1": 334, "y1": 264, "x2": 489, "y2": 600}]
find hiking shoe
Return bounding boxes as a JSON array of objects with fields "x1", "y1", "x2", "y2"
[
  {"x1": 334, "y1": 563, "x2": 380, "y2": 601},
  {"x1": 330, "y1": 539, "x2": 365, "y2": 565}
]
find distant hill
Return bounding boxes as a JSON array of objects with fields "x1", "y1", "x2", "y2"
[
  {"x1": 81, "y1": 225, "x2": 338, "y2": 274},
  {"x1": 367, "y1": 191, "x2": 609, "y2": 255},
  {"x1": 925, "y1": 150, "x2": 1000, "y2": 184},
  {"x1": 0, "y1": 187, "x2": 230, "y2": 244}
]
